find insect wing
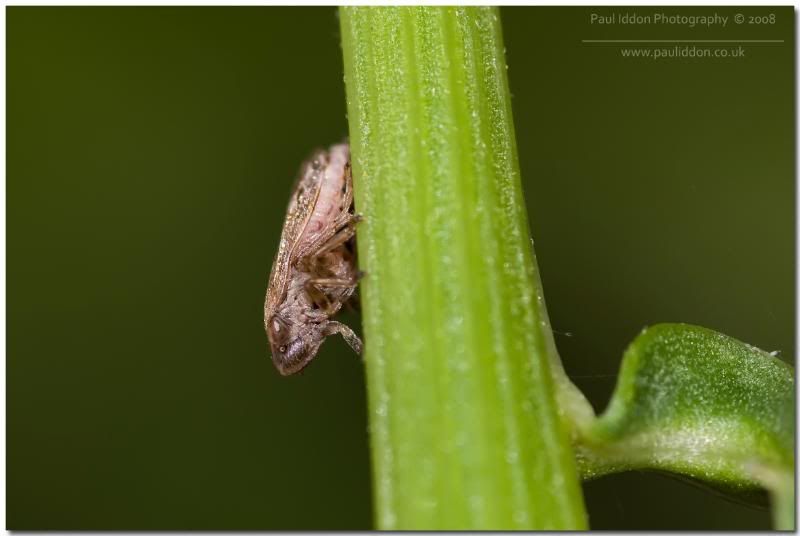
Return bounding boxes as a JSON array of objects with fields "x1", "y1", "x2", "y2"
[{"x1": 265, "y1": 151, "x2": 327, "y2": 313}]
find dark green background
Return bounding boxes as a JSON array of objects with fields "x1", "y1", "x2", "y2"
[{"x1": 7, "y1": 6, "x2": 794, "y2": 530}]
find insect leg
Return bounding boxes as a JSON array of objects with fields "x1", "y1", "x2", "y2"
[
  {"x1": 304, "y1": 274, "x2": 361, "y2": 315},
  {"x1": 314, "y1": 214, "x2": 363, "y2": 257},
  {"x1": 307, "y1": 274, "x2": 362, "y2": 288},
  {"x1": 323, "y1": 321, "x2": 363, "y2": 355}
]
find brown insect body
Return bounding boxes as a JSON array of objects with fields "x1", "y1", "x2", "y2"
[{"x1": 264, "y1": 143, "x2": 362, "y2": 375}]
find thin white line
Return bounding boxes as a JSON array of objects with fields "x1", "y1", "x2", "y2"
[{"x1": 582, "y1": 39, "x2": 785, "y2": 43}]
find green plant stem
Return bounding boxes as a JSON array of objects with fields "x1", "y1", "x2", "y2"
[{"x1": 340, "y1": 7, "x2": 587, "y2": 530}]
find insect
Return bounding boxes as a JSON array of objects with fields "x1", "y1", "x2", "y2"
[{"x1": 264, "y1": 142, "x2": 363, "y2": 375}]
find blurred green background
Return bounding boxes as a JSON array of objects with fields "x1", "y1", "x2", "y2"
[{"x1": 7, "y1": 6, "x2": 793, "y2": 530}]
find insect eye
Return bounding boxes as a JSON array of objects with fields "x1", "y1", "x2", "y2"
[{"x1": 268, "y1": 315, "x2": 290, "y2": 348}]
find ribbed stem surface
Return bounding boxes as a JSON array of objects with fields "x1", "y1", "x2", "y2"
[{"x1": 340, "y1": 7, "x2": 587, "y2": 529}]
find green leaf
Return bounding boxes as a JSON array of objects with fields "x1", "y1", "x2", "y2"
[
  {"x1": 572, "y1": 323, "x2": 794, "y2": 528},
  {"x1": 339, "y1": 6, "x2": 587, "y2": 530}
]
